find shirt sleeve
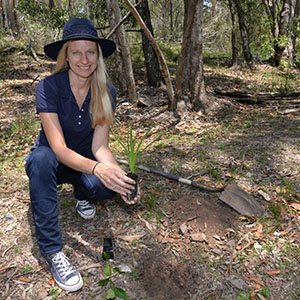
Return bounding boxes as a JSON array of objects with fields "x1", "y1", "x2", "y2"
[{"x1": 35, "y1": 77, "x2": 59, "y2": 113}]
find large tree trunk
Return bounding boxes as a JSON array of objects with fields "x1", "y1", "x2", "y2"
[
  {"x1": 1, "y1": 0, "x2": 9, "y2": 30},
  {"x1": 136, "y1": 0, "x2": 163, "y2": 87},
  {"x1": 291, "y1": 0, "x2": 300, "y2": 62},
  {"x1": 262, "y1": 0, "x2": 294, "y2": 67},
  {"x1": 106, "y1": 0, "x2": 128, "y2": 95},
  {"x1": 228, "y1": 0, "x2": 239, "y2": 67},
  {"x1": 176, "y1": 0, "x2": 197, "y2": 99},
  {"x1": 232, "y1": 0, "x2": 252, "y2": 67},
  {"x1": 123, "y1": 0, "x2": 175, "y2": 110},
  {"x1": 176, "y1": 0, "x2": 209, "y2": 113},
  {"x1": 189, "y1": 0, "x2": 209, "y2": 112},
  {"x1": 274, "y1": 0, "x2": 290, "y2": 66},
  {"x1": 110, "y1": 0, "x2": 137, "y2": 102}
]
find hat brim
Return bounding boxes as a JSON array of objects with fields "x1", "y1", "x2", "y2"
[{"x1": 44, "y1": 36, "x2": 116, "y2": 60}]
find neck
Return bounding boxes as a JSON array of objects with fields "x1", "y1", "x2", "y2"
[{"x1": 68, "y1": 69, "x2": 91, "y2": 93}]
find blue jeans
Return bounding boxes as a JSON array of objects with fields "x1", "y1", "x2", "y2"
[{"x1": 25, "y1": 146, "x2": 115, "y2": 255}]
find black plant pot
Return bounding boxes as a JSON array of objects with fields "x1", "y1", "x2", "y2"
[{"x1": 126, "y1": 172, "x2": 138, "y2": 202}]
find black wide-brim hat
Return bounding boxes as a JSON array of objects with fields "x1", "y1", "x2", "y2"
[{"x1": 44, "y1": 18, "x2": 116, "y2": 60}]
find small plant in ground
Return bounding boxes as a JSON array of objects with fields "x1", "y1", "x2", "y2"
[
  {"x1": 97, "y1": 254, "x2": 129, "y2": 299},
  {"x1": 111, "y1": 122, "x2": 161, "y2": 202}
]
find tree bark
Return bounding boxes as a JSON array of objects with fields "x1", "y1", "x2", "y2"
[
  {"x1": 175, "y1": 0, "x2": 197, "y2": 100},
  {"x1": 123, "y1": 0, "x2": 175, "y2": 110},
  {"x1": 106, "y1": 0, "x2": 128, "y2": 95},
  {"x1": 136, "y1": 0, "x2": 163, "y2": 87},
  {"x1": 189, "y1": 0, "x2": 209, "y2": 112},
  {"x1": 232, "y1": 0, "x2": 252, "y2": 67},
  {"x1": 262, "y1": 0, "x2": 294, "y2": 67},
  {"x1": 228, "y1": 0, "x2": 239, "y2": 67},
  {"x1": 110, "y1": 0, "x2": 137, "y2": 102}
]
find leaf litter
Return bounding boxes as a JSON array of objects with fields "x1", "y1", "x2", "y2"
[{"x1": 0, "y1": 55, "x2": 300, "y2": 299}]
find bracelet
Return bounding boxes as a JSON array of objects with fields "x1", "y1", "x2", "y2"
[{"x1": 92, "y1": 162, "x2": 100, "y2": 176}]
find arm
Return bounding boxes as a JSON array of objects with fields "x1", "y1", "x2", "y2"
[
  {"x1": 92, "y1": 124, "x2": 140, "y2": 204},
  {"x1": 40, "y1": 112, "x2": 96, "y2": 174}
]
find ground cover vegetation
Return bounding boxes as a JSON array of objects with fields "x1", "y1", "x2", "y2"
[{"x1": 1, "y1": 1, "x2": 300, "y2": 300}]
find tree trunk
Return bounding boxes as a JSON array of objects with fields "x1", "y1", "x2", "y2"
[
  {"x1": 2, "y1": 0, "x2": 9, "y2": 30},
  {"x1": 274, "y1": 0, "x2": 290, "y2": 66},
  {"x1": 123, "y1": 0, "x2": 175, "y2": 110},
  {"x1": 176, "y1": 0, "x2": 197, "y2": 100},
  {"x1": 136, "y1": 0, "x2": 163, "y2": 87},
  {"x1": 189, "y1": 0, "x2": 209, "y2": 112},
  {"x1": 87, "y1": 0, "x2": 94, "y2": 21},
  {"x1": 228, "y1": 0, "x2": 239, "y2": 67},
  {"x1": 105, "y1": 0, "x2": 128, "y2": 95},
  {"x1": 291, "y1": 0, "x2": 300, "y2": 62},
  {"x1": 49, "y1": 0, "x2": 54, "y2": 9},
  {"x1": 262, "y1": 0, "x2": 294, "y2": 67},
  {"x1": 232, "y1": 0, "x2": 252, "y2": 67},
  {"x1": 111, "y1": 0, "x2": 137, "y2": 102}
]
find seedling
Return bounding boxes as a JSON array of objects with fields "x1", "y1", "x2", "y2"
[
  {"x1": 111, "y1": 122, "x2": 161, "y2": 201},
  {"x1": 97, "y1": 254, "x2": 128, "y2": 299}
]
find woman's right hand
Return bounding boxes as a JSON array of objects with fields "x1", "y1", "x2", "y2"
[{"x1": 94, "y1": 163, "x2": 136, "y2": 200}]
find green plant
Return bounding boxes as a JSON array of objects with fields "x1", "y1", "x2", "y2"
[
  {"x1": 97, "y1": 255, "x2": 129, "y2": 299},
  {"x1": 111, "y1": 122, "x2": 161, "y2": 174},
  {"x1": 49, "y1": 287, "x2": 61, "y2": 299}
]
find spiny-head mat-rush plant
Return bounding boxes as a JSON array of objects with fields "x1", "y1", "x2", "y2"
[{"x1": 111, "y1": 122, "x2": 162, "y2": 202}]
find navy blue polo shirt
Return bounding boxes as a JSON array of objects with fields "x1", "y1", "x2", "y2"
[{"x1": 31, "y1": 70, "x2": 117, "y2": 158}]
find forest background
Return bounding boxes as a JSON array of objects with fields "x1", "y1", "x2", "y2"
[{"x1": 0, "y1": 1, "x2": 300, "y2": 300}]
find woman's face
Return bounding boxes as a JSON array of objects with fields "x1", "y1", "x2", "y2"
[{"x1": 66, "y1": 40, "x2": 98, "y2": 79}]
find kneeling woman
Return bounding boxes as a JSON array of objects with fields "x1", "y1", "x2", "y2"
[{"x1": 25, "y1": 18, "x2": 139, "y2": 292}]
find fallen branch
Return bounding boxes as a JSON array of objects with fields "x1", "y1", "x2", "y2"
[
  {"x1": 214, "y1": 88, "x2": 300, "y2": 101},
  {"x1": 278, "y1": 107, "x2": 300, "y2": 114}
]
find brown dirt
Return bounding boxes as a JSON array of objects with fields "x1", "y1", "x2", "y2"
[{"x1": 1, "y1": 54, "x2": 300, "y2": 300}]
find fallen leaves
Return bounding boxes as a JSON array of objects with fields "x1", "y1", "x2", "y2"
[
  {"x1": 261, "y1": 269, "x2": 280, "y2": 276},
  {"x1": 117, "y1": 235, "x2": 144, "y2": 243}
]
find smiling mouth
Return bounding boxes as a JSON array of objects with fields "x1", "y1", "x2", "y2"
[{"x1": 78, "y1": 66, "x2": 90, "y2": 70}]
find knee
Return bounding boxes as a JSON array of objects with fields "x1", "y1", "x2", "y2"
[{"x1": 26, "y1": 147, "x2": 57, "y2": 176}]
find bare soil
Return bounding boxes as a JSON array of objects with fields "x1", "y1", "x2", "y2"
[{"x1": 0, "y1": 54, "x2": 300, "y2": 300}]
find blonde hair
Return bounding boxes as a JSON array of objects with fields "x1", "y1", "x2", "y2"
[{"x1": 54, "y1": 41, "x2": 114, "y2": 127}]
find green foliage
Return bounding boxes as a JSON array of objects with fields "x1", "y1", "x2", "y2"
[
  {"x1": 97, "y1": 259, "x2": 129, "y2": 300},
  {"x1": 111, "y1": 122, "x2": 161, "y2": 174}
]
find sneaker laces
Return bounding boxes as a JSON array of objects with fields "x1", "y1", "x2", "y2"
[
  {"x1": 51, "y1": 252, "x2": 76, "y2": 280},
  {"x1": 77, "y1": 200, "x2": 91, "y2": 209}
]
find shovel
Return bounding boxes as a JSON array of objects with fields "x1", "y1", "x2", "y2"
[{"x1": 117, "y1": 158, "x2": 264, "y2": 217}]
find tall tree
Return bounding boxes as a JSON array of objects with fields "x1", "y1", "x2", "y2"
[
  {"x1": 136, "y1": 0, "x2": 163, "y2": 87},
  {"x1": 109, "y1": 0, "x2": 137, "y2": 102},
  {"x1": 106, "y1": 0, "x2": 128, "y2": 95},
  {"x1": 262, "y1": 0, "x2": 300, "y2": 66},
  {"x1": 123, "y1": 0, "x2": 175, "y2": 109},
  {"x1": 176, "y1": 0, "x2": 210, "y2": 112},
  {"x1": 228, "y1": 0, "x2": 239, "y2": 67},
  {"x1": 232, "y1": 0, "x2": 253, "y2": 67}
]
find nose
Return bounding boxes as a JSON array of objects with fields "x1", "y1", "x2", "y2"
[{"x1": 81, "y1": 53, "x2": 88, "y2": 64}]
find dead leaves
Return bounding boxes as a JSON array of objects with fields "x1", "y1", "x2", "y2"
[{"x1": 117, "y1": 235, "x2": 144, "y2": 243}]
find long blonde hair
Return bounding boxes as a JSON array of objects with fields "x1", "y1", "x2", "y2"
[{"x1": 54, "y1": 41, "x2": 114, "y2": 127}]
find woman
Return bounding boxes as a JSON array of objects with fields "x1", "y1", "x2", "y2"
[{"x1": 25, "y1": 18, "x2": 139, "y2": 292}]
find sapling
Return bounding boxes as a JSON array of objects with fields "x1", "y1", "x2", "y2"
[
  {"x1": 97, "y1": 253, "x2": 129, "y2": 299},
  {"x1": 111, "y1": 122, "x2": 161, "y2": 201}
]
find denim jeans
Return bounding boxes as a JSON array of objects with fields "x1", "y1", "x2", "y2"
[{"x1": 25, "y1": 146, "x2": 115, "y2": 255}]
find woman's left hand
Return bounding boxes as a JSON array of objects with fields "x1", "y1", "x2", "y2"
[{"x1": 121, "y1": 184, "x2": 141, "y2": 205}]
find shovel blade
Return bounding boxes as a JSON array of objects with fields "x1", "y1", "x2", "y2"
[{"x1": 219, "y1": 183, "x2": 264, "y2": 217}]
